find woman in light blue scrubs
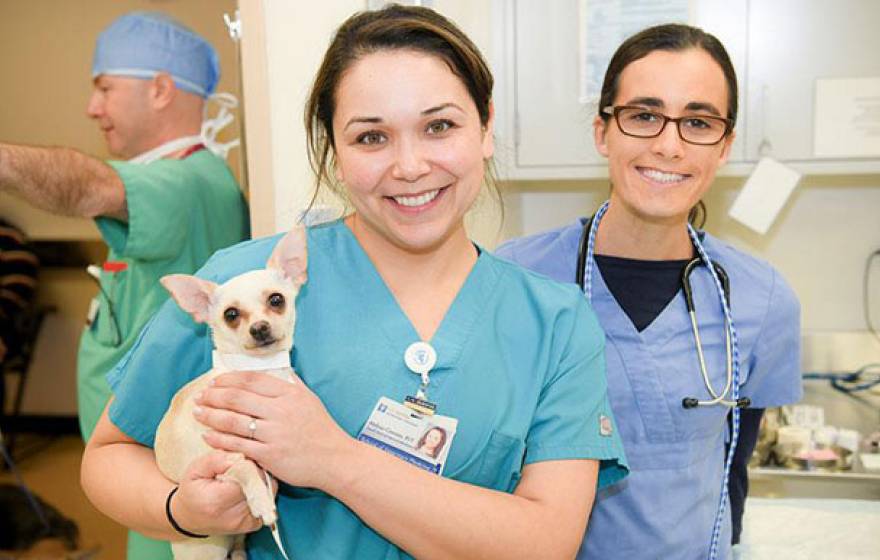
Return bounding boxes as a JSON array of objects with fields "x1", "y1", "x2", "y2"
[
  {"x1": 80, "y1": 6, "x2": 627, "y2": 559},
  {"x1": 497, "y1": 25, "x2": 802, "y2": 560}
]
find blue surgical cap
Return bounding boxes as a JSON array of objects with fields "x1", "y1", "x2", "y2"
[{"x1": 92, "y1": 12, "x2": 220, "y2": 98}]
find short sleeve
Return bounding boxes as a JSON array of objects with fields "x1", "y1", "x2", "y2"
[
  {"x1": 493, "y1": 223, "x2": 581, "y2": 285},
  {"x1": 525, "y1": 300, "x2": 629, "y2": 489},
  {"x1": 741, "y1": 269, "x2": 803, "y2": 408},
  {"x1": 96, "y1": 160, "x2": 191, "y2": 260}
]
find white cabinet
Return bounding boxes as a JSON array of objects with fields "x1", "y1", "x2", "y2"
[
  {"x1": 492, "y1": 0, "x2": 880, "y2": 180},
  {"x1": 510, "y1": 0, "x2": 603, "y2": 170},
  {"x1": 744, "y1": 0, "x2": 880, "y2": 164}
]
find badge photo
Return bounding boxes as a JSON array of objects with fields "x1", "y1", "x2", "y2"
[{"x1": 358, "y1": 397, "x2": 458, "y2": 475}]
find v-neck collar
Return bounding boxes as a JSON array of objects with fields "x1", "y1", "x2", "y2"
[
  {"x1": 591, "y1": 257, "x2": 685, "y2": 346},
  {"x1": 594, "y1": 255, "x2": 689, "y2": 336},
  {"x1": 336, "y1": 222, "x2": 500, "y2": 373},
  {"x1": 589, "y1": 234, "x2": 726, "y2": 348}
]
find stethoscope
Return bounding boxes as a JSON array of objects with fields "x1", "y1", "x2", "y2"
[
  {"x1": 576, "y1": 203, "x2": 750, "y2": 410},
  {"x1": 580, "y1": 201, "x2": 749, "y2": 559}
]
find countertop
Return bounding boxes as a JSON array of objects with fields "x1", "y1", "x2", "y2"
[{"x1": 735, "y1": 498, "x2": 880, "y2": 559}]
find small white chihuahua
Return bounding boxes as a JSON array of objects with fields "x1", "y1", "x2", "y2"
[{"x1": 154, "y1": 226, "x2": 307, "y2": 560}]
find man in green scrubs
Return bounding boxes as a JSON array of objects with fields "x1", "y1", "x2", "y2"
[{"x1": 0, "y1": 12, "x2": 249, "y2": 559}]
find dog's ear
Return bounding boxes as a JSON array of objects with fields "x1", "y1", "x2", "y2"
[
  {"x1": 160, "y1": 274, "x2": 217, "y2": 323},
  {"x1": 268, "y1": 225, "x2": 308, "y2": 287}
]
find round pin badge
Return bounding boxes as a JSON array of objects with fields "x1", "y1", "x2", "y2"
[{"x1": 404, "y1": 341, "x2": 437, "y2": 374}]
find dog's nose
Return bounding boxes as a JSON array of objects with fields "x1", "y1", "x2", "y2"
[{"x1": 249, "y1": 321, "x2": 272, "y2": 342}]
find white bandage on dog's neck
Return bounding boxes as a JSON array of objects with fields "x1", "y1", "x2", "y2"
[{"x1": 212, "y1": 350, "x2": 291, "y2": 372}]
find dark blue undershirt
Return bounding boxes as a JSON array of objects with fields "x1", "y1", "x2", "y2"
[
  {"x1": 595, "y1": 253, "x2": 763, "y2": 545},
  {"x1": 595, "y1": 254, "x2": 689, "y2": 332}
]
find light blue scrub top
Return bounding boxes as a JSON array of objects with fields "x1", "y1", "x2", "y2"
[
  {"x1": 496, "y1": 218, "x2": 802, "y2": 560},
  {"x1": 107, "y1": 219, "x2": 628, "y2": 560}
]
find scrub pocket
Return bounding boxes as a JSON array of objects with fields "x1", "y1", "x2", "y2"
[
  {"x1": 89, "y1": 269, "x2": 126, "y2": 347},
  {"x1": 89, "y1": 303, "x2": 119, "y2": 347},
  {"x1": 473, "y1": 431, "x2": 525, "y2": 492}
]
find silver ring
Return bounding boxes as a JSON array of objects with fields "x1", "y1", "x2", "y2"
[{"x1": 247, "y1": 418, "x2": 257, "y2": 440}]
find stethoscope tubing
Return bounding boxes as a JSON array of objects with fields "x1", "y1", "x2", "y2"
[
  {"x1": 681, "y1": 259, "x2": 750, "y2": 409},
  {"x1": 577, "y1": 212, "x2": 747, "y2": 408},
  {"x1": 577, "y1": 200, "x2": 747, "y2": 560},
  {"x1": 802, "y1": 364, "x2": 880, "y2": 394}
]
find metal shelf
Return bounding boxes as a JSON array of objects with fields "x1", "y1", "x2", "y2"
[
  {"x1": 748, "y1": 381, "x2": 880, "y2": 499},
  {"x1": 750, "y1": 464, "x2": 880, "y2": 483}
]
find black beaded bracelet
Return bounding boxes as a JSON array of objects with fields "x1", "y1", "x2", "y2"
[{"x1": 165, "y1": 486, "x2": 209, "y2": 539}]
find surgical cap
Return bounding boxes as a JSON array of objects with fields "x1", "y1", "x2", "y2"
[{"x1": 92, "y1": 12, "x2": 220, "y2": 98}]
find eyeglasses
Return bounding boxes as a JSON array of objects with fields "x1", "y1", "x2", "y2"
[{"x1": 602, "y1": 105, "x2": 732, "y2": 146}]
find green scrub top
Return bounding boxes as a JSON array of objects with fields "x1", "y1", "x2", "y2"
[
  {"x1": 76, "y1": 149, "x2": 248, "y2": 560},
  {"x1": 107, "y1": 220, "x2": 628, "y2": 560}
]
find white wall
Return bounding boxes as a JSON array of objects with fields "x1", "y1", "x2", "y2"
[{"x1": 239, "y1": 0, "x2": 363, "y2": 237}]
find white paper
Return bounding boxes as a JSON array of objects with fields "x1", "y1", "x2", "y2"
[
  {"x1": 814, "y1": 77, "x2": 880, "y2": 158},
  {"x1": 579, "y1": 0, "x2": 691, "y2": 104},
  {"x1": 728, "y1": 157, "x2": 801, "y2": 235}
]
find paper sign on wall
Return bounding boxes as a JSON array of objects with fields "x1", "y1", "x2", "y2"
[
  {"x1": 814, "y1": 77, "x2": 880, "y2": 158},
  {"x1": 728, "y1": 157, "x2": 801, "y2": 235},
  {"x1": 579, "y1": 0, "x2": 689, "y2": 104}
]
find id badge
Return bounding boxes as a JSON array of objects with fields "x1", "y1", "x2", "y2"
[{"x1": 357, "y1": 397, "x2": 458, "y2": 475}]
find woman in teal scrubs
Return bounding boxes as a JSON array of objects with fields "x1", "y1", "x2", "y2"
[
  {"x1": 81, "y1": 6, "x2": 627, "y2": 559},
  {"x1": 497, "y1": 24, "x2": 802, "y2": 560}
]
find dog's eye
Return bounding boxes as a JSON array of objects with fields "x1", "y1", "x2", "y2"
[
  {"x1": 268, "y1": 293, "x2": 285, "y2": 308},
  {"x1": 223, "y1": 307, "x2": 240, "y2": 323}
]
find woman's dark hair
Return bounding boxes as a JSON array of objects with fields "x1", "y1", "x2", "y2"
[
  {"x1": 598, "y1": 23, "x2": 734, "y2": 227},
  {"x1": 416, "y1": 426, "x2": 448, "y2": 459},
  {"x1": 598, "y1": 23, "x2": 738, "y2": 126},
  {"x1": 304, "y1": 4, "x2": 496, "y2": 207}
]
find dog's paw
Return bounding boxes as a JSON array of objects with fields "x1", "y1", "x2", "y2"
[{"x1": 247, "y1": 492, "x2": 277, "y2": 526}]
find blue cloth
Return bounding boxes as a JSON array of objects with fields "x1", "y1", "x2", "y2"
[
  {"x1": 92, "y1": 12, "x2": 220, "y2": 98},
  {"x1": 107, "y1": 219, "x2": 628, "y2": 559},
  {"x1": 496, "y1": 218, "x2": 802, "y2": 560}
]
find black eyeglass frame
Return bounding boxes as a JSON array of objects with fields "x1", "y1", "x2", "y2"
[{"x1": 602, "y1": 105, "x2": 733, "y2": 146}]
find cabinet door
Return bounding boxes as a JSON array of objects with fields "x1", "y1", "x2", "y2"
[
  {"x1": 510, "y1": 0, "x2": 748, "y2": 178},
  {"x1": 514, "y1": 0, "x2": 600, "y2": 169},
  {"x1": 745, "y1": 0, "x2": 880, "y2": 162},
  {"x1": 690, "y1": 0, "x2": 748, "y2": 163}
]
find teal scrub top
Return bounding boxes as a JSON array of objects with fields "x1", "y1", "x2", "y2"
[
  {"x1": 107, "y1": 219, "x2": 628, "y2": 560},
  {"x1": 79, "y1": 150, "x2": 248, "y2": 560},
  {"x1": 78, "y1": 149, "x2": 249, "y2": 443},
  {"x1": 77, "y1": 150, "x2": 249, "y2": 440}
]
